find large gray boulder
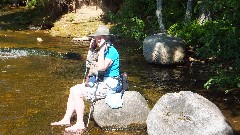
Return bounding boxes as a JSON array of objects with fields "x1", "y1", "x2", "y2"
[
  {"x1": 147, "y1": 91, "x2": 234, "y2": 135},
  {"x1": 93, "y1": 91, "x2": 150, "y2": 129},
  {"x1": 143, "y1": 33, "x2": 186, "y2": 65}
]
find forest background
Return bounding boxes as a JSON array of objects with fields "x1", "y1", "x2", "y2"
[{"x1": 0, "y1": 0, "x2": 239, "y2": 93}]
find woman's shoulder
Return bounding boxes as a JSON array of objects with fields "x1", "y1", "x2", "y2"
[{"x1": 109, "y1": 45, "x2": 118, "y2": 52}]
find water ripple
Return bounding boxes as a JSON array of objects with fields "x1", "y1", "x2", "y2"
[{"x1": 0, "y1": 48, "x2": 81, "y2": 60}]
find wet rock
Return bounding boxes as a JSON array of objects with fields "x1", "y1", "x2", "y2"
[
  {"x1": 28, "y1": 25, "x2": 42, "y2": 30},
  {"x1": 147, "y1": 91, "x2": 234, "y2": 135},
  {"x1": 143, "y1": 33, "x2": 186, "y2": 65},
  {"x1": 63, "y1": 52, "x2": 81, "y2": 60},
  {"x1": 37, "y1": 37, "x2": 43, "y2": 42},
  {"x1": 71, "y1": 36, "x2": 91, "y2": 44},
  {"x1": 93, "y1": 91, "x2": 150, "y2": 130}
]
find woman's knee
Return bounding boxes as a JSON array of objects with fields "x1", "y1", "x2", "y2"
[{"x1": 70, "y1": 84, "x2": 83, "y2": 95}]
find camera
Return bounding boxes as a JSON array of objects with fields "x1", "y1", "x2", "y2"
[{"x1": 90, "y1": 39, "x2": 97, "y2": 50}]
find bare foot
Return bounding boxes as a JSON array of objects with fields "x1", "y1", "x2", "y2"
[{"x1": 51, "y1": 120, "x2": 70, "y2": 126}]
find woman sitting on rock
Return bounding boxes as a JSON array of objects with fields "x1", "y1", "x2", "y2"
[{"x1": 50, "y1": 25, "x2": 120, "y2": 133}]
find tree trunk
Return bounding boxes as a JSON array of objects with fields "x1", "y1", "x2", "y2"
[
  {"x1": 184, "y1": 0, "x2": 193, "y2": 25},
  {"x1": 198, "y1": 0, "x2": 211, "y2": 24},
  {"x1": 156, "y1": 0, "x2": 166, "y2": 33}
]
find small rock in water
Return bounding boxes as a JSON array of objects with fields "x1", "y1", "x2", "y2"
[{"x1": 37, "y1": 37, "x2": 43, "y2": 42}]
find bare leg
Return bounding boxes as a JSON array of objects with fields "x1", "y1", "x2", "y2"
[
  {"x1": 65, "y1": 93, "x2": 85, "y2": 132},
  {"x1": 51, "y1": 86, "x2": 77, "y2": 126}
]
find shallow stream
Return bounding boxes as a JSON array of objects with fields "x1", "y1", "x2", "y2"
[{"x1": 0, "y1": 30, "x2": 239, "y2": 135}]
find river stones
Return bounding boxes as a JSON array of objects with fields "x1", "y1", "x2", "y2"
[
  {"x1": 143, "y1": 33, "x2": 186, "y2": 65},
  {"x1": 147, "y1": 91, "x2": 234, "y2": 135},
  {"x1": 92, "y1": 91, "x2": 150, "y2": 130}
]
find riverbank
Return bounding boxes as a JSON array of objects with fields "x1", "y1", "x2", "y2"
[
  {"x1": 0, "y1": 4, "x2": 109, "y2": 38},
  {"x1": 49, "y1": 5, "x2": 108, "y2": 38}
]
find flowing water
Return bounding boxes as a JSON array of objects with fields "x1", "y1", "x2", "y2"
[{"x1": 0, "y1": 30, "x2": 240, "y2": 135}]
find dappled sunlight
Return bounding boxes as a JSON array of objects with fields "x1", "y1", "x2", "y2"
[{"x1": 173, "y1": 46, "x2": 185, "y2": 62}]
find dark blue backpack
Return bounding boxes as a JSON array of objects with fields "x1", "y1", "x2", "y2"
[{"x1": 116, "y1": 72, "x2": 129, "y2": 93}]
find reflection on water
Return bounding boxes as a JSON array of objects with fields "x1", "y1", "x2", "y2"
[
  {"x1": 0, "y1": 30, "x2": 240, "y2": 135},
  {"x1": 0, "y1": 56, "x2": 84, "y2": 135}
]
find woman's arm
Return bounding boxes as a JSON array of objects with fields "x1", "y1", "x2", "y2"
[{"x1": 97, "y1": 39, "x2": 113, "y2": 71}]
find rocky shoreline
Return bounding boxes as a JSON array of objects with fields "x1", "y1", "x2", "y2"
[{"x1": 49, "y1": 5, "x2": 107, "y2": 38}]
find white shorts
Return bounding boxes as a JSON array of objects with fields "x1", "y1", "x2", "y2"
[{"x1": 70, "y1": 77, "x2": 119, "y2": 101}]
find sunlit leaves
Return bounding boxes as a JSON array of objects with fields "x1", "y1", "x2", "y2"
[{"x1": 112, "y1": 16, "x2": 146, "y2": 41}]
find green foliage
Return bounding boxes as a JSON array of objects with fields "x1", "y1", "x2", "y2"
[
  {"x1": 199, "y1": 20, "x2": 240, "y2": 91},
  {"x1": 204, "y1": 64, "x2": 240, "y2": 92},
  {"x1": 162, "y1": 0, "x2": 187, "y2": 28},
  {"x1": 111, "y1": 16, "x2": 146, "y2": 41},
  {"x1": 210, "y1": 0, "x2": 240, "y2": 25},
  {"x1": 27, "y1": 0, "x2": 37, "y2": 7},
  {"x1": 109, "y1": 0, "x2": 156, "y2": 41},
  {"x1": 198, "y1": 21, "x2": 239, "y2": 59},
  {"x1": 167, "y1": 0, "x2": 240, "y2": 91},
  {"x1": 168, "y1": 21, "x2": 204, "y2": 47},
  {"x1": 108, "y1": 0, "x2": 188, "y2": 41}
]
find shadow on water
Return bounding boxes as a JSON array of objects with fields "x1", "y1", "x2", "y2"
[
  {"x1": 0, "y1": 5, "x2": 58, "y2": 30},
  {"x1": 0, "y1": 30, "x2": 240, "y2": 135}
]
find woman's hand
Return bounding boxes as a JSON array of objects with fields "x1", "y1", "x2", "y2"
[
  {"x1": 99, "y1": 39, "x2": 107, "y2": 52},
  {"x1": 97, "y1": 38, "x2": 113, "y2": 71},
  {"x1": 89, "y1": 38, "x2": 96, "y2": 50}
]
